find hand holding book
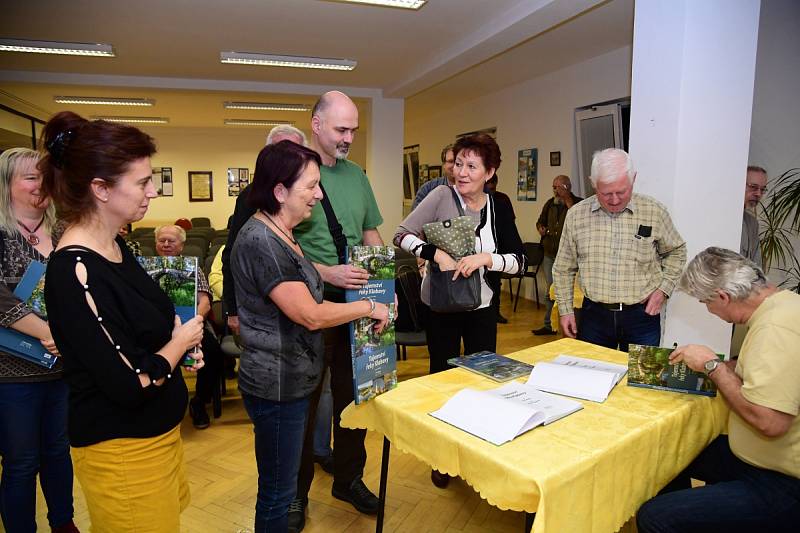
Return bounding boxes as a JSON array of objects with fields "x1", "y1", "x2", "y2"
[{"x1": 669, "y1": 344, "x2": 720, "y2": 373}]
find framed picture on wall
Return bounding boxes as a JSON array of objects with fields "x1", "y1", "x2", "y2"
[
  {"x1": 550, "y1": 151, "x2": 561, "y2": 166},
  {"x1": 189, "y1": 171, "x2": 213, "y2": 202},
  {"x1": 227, "y1": 168, "x2": 249, "y2": 197},
  {"x1": 152, "y1": 167, "x2": 173, "y2": 196},
  {"x1": 429, "y1": 165, "x2": 442, "y2": 180}
]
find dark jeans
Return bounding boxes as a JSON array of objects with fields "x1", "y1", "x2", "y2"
[
  {"x1": 577, "y1": 297, "x2": 660, "y2": 351},
  {"x1": 243, "y1": 393, "x2": 310, "y2": 533},
  {"x1": 0, "y1": 380, "x2": 74, "y2": 532},
  {"x1": 297, "y1": 325, "x2": 367, "y2": 501},
  {"x1": 427, "y1": 306, "x2": 498, "y2": 374},
  {"x1": 637, "y1": 435, "x2": 800, "y2": 533}
]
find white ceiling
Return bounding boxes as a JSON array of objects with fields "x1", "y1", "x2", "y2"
[{"x1": 0, "y1": 0, "x2": 634, "y2": 128}]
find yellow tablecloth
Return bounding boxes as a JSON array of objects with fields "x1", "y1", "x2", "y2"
[{"x1": 341, "y1": 338, "x2": 729, "y2": 533}]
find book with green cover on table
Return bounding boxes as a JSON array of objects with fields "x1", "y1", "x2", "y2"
[
  {"x1": 626, "y1": 343, "x2": 723, "y2": 396},
  {"x1": 448, "y1": 351, "x2": 534, "y2": 382}
]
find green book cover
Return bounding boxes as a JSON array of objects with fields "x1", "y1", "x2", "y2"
[{"x1": 627, "y1": 344, "x2": 719, "y2": 397}]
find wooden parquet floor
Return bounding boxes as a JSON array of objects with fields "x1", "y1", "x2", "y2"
[{"x1": 25, "y1": 291, "x2": 638, "y2": 532}]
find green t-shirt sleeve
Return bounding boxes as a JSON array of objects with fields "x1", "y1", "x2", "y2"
[{"x1": 361, "y1": 170, "x2": 383, "y2": 230}]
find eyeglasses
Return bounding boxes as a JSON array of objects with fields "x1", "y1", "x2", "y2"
[{"x1": 746, "y1": 183, "x2": 767, "y2": 194}]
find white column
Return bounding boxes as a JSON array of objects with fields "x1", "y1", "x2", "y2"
[
  {"x1": 366, "y1": 95, "x2": 405, "y2": 241},
  {"x1": 629, "y1": 0, "x2": 761, "y2": 354}
]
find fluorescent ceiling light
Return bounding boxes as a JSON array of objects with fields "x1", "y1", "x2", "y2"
[
  {"x1": 220, "y1": 51, "x2": 356, "y2": 71},
  {"x1": 0, "y1": 39, "x2": 114, "y2": 57},
  {"x1": 224, "y1": 101, "x2": 311, "y2": 112},
  {"x1": 224, "y1": 119, "x2": 294, "y2": 127},
  {"x1": 323, "y1": 0, "x2": 426, "y2": 9},
  {"x1": 92, "y1": 116, "x2": 169, "y2": 124},
  {"x1": 55, "y1": 96, "x2": 154, "y2": 106}
]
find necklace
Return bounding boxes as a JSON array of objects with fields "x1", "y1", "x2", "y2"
[
  {"x1": 17, "y1": 215, "x2": 46, "y2": 246},
  {"x1": 262, "y1": 211, "x2": 298, "y2": 246}
]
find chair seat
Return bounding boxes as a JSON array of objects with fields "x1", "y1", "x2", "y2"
[{"x1": 395, "y1": 330, "x2": 426, "y2": 347}]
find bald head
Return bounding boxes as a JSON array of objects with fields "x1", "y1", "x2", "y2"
[{"x1": 311, "y1": 90, "x2": 359, "y2": 166}]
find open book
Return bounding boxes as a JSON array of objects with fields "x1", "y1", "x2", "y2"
[
  {"x1": 526, "y1": 354, "x2": 628, "y2": 402},
  {"x1": 627, "y1": 344, "x2": 725, "y2": 396},
  {"x1": 429, "y1": 381, "x2": 583, "y2": 446}
]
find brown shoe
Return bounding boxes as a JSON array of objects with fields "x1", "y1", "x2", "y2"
[{"x1": 431, "y1": 469, "x2": 450, "y2": 488}]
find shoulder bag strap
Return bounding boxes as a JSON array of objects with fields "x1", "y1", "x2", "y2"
[
  {"x1": 449, "y1": 186, "x2": 466, "y2": 217},
  {"x1": 317, "y1": 182, "x2": 348, "y2": 265}
]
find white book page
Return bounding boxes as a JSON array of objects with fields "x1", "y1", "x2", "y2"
[
  {"x1": 552, "y1": 354, "x2": 628, "y2": 384},
  {"x1": 527, "y1": 362, "x2": 618, "y2": 402},
  {"x1": 430, "y1": 388, "x2": 545, "y2": 446},
  {"x1": 490, "y1": 382, "x2": 583, "y2": 426}
]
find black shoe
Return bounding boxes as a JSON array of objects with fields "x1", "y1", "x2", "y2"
[
  {"x1": 189, "y1": 397, "x2": 210, "y2": 429},
  {"x1": 287, "y1": 498, "x2": 306, "y2": 533},
  {"x1": 532, "y1": 326, "x2": 556, "y2": 336},
  {"x1": 314, "y1": 453, "x2": 334, "y2": 474},
  {"x1": 431, "y1": 469, "x2": 450, "y2": 488},
  {"x1": 497, "y1": 314, "x2": 509, "y2": 324},
  {"x1": 332, "y1": 478, "x2": 379, "y2": 515}
]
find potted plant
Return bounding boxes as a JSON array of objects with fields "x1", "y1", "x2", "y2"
[{"x1": 759, "y1": 168, "x2": 800, "y2": 292}]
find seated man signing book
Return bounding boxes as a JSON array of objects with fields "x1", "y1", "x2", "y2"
[{"x1": 637, "y1": 247, "x2": 800, "y2": 532}]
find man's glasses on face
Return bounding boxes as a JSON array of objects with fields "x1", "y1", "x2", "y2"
[{"x1": 746, "y1": 183, "x2": 767, "y2": 194}]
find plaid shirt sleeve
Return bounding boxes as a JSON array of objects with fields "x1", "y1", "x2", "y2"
[
  {"x1": 654, "y1": 207, "x2": 687, "y2": 297},
  {"x1": 552, "y1": 206, "x2": 580, "y2": 315}
]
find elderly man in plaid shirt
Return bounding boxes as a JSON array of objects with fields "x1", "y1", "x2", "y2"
[{"x1": 553, "y1": 148, "x2": 686, "y2": 351}]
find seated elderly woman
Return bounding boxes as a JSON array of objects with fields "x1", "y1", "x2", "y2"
[
  {"x1": 231, "y1": 140, "x2": 389, "y2": 532},
  {"x1": 154, "y1": 224, "x2": 220, "y2": 429},
  {"x1": 394, "y1": 133, "x2": 525, "y2": 489}
]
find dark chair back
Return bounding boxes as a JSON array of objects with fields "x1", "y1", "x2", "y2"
[
  {"x1": 396, "y1": 265, "x2": 426, "y2": 333},
  {"x1": 191, "y1": 217, "x2": 212, "y2": 227}
]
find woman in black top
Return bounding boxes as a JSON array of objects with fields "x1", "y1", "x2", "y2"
[
  {"x1": 40, "y1": 111, "x2": 204, "y2": 533},
  {"x1": 0, "y1": 148, "x2": 78, "y2": 533},
  {"x1": 231, "y1": 141, "x2": 389, "y2": 532}
]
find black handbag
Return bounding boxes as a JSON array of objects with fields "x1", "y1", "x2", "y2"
[{"x1": 427, "y1": 187, "x2": 481, "y2": 313}]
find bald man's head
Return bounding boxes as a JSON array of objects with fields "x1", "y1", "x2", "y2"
[{"x1": 311, "y1": 91, "x2": 359, "y2": 165}]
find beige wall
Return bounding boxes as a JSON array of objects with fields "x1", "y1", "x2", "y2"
[{"x1": 136, "y1": 125, "x2": 367, "y2": 229}]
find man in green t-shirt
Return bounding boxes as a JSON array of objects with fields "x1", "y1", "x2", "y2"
[{"x1": 291, "y1": 91, "x2": 385, "y2": 531}]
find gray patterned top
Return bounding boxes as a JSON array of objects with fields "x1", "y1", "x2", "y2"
[
  {"x1": 231, "y1": 217, "x2": 325, "y2": 401},
  {"x1": 0, "y1": 228, "x2": 63, "y2": 382}
]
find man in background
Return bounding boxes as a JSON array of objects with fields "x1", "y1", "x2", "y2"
[
  {"x1": 412, "y1": 144, "x2": 455, "y2": 209},
  {"x1": 533, "y1": 175, "x2": 581, "y2": 335},
  {"x1": 741, "y1": 165, "x2": 766, "y2": 267}
]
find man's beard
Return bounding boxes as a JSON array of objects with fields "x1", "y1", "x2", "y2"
[
  {"x1": 335, "y1": 143, "x2": 351, "y2": 160},
  {"x1": 553, "y1": 195, "x2": 564, "y2": 205}
]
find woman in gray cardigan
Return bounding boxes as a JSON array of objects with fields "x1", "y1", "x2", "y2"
[{"x1": 394, "y1": 134, "x2": 526, "y2": 487}]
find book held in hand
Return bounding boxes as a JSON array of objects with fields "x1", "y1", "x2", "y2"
[
  {"x1": 429, "y1": 381, "x2": 583, "y2": 446},
  {"x1": 0, "y1": 260, "x2": 57, "y2": 369},
  {"x1": 136, "y1": 255, "x2": 198, "y2": 366},
  {"x1": 627, "y1": 343, "x2": 723, "y2": 396},
  {"x1": 448, "y1": 351, "x2": 534, "y2": 382},
  {"x1": 345, "y1": 246, "x2": 397, "y2": 404},
  {"x1": 526, "y1": 354, "x2": 628, "y2": 402}
]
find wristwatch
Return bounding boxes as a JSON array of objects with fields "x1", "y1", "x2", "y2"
[{"x1": 703, "y1": 358, "x2": 722, "y2": 376}]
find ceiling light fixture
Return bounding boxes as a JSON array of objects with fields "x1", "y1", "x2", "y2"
[
  {"x1": 224, "y1": 101, "x2": 311, "y2": 112},
  {"x1": 323, "y1": 0, "x2": 426, "y2": 9},
  {"x1": 55, "y1": 96, "x2": 154, "y2": 106},
  {"x1": 224, "y1": 119, "x2": 295, "y2": 127},
  {"x1": 220, "y1": 51, "x2": 356, "y2": 71},
  {"x1": 0, "y1": 39, "x2": 115, "y2": 57},
  {"x1": 92, "y1": 116, "x2": 169, "y2": 124}
]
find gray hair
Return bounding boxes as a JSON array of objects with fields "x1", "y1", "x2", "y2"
[
  {"x1": 679, "y1": 247, "x2": 768, "y2": 302},
  {"x1": 154, "y1": 224, "x2": 186, "y2": 243},
  {"x1": 0, "y1": 147, "x2": 57, "y2": 236},
  {"x1": 265, "y1": 125, "x2": 307, "y2": 146},
  {"x1": 590, "y1": 148, "x2": 635, "y2": 186}
]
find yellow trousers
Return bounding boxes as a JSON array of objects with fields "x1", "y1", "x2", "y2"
[{"x1": 71, "y1": 425, "x2": 190, "y2": 533}]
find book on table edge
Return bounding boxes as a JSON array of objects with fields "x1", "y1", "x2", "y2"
[
  {"x1": 0, "y1": 260, "x2": 57, "y2": 368},
  {"x1": 448, "y1": 351, "x2": 534, "y2": 382},
  {"x1": 626, "y1": 343, "x2": 726, "y2": 397},
  {"x1": 345, "y1": 246, "x2": 397, "y2": 404}
]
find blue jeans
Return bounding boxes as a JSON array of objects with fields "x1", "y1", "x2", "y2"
[
  {"x1": 312, "y1": 369, "x2": 333, "y2": 458},
  {"x1": 637, "y1": 435, "x2": 800, "y2": 532},
  {"x1": 577, "y1": 297, "x2": 660, "y2": 351},
  {"x1": 243, "y1": 394, "x2": 310, "y2": 532},
  {"x1": 0, "y1": 380, "x2": 74, "y2": 532}
]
